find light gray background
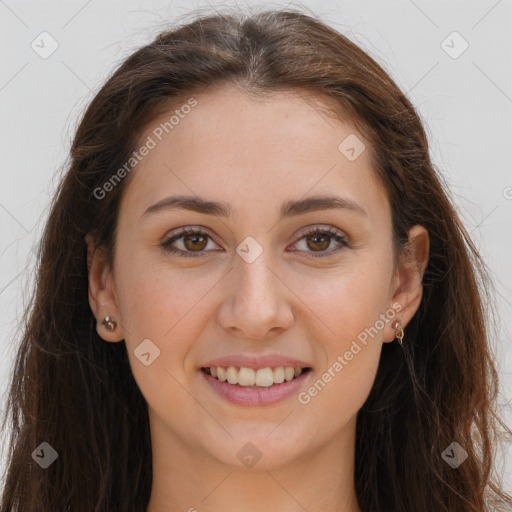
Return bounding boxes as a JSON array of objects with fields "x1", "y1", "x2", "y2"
[{"x1": 1, "y1": 0, "x2": 511, "y2": 493}]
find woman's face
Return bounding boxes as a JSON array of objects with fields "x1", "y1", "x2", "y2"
[{"x1": 89, "y1": 87, "x2": 427, "y2": 471}]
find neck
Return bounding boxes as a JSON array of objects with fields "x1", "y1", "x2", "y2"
[{"x1": 145, "y1": 413, "x2": 361, "y2": 512}]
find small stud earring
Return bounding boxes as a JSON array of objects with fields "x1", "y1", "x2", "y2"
[
  {"x1": 393, "y1": 321, "x2": 404, "y2": 346},
  {"x1": 102, "y1": 316, "x2": 116, "y2": 332}
]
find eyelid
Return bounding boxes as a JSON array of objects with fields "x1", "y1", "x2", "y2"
[
  {"x1": 287, "y1": 225, "x2": 349, "y2": 258},
  {"x1": 160, "y1": 225, "x2": 222, "y2": 258}
]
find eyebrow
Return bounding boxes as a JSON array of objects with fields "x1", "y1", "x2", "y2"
[{"x1": 141, "y1": 194, "x2": 367, "y2": 219}]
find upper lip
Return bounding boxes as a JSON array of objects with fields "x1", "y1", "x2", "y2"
[{"x1": 200, "y1": 354, "x2": 312, "y2": 370}]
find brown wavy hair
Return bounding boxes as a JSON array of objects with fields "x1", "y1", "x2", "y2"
[{"x1": 1, "y1": 6, "x2": 511, "y2": 512}]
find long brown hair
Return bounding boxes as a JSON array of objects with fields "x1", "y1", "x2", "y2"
[{"x1": 1, "y1": 7, "x2": 510, "y2": 511}]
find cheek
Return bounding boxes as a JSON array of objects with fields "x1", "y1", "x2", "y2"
[
  {"x1": 112, "y1": 256, "x2": 215, "y2": 412},
  {"x1": 291, "y1": 257, "x2": 391, "y2": 418},
  {"x1": 115, "y1": 245, "x2": 218, "y2": 335},
  {"x1": 113, "y1": 251, "x2": 226, "y2": 384},
  {"x1": 294, "y1": 278, "x2": 386, "y2": 430},
  {"x1": 296, "y1": 344, "x2": 380, "y2": 439},
  {"x1": 291, "y1": 254, "x2": 392, "y2": 344}
]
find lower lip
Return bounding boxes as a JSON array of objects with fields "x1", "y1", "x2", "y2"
[{"x1": 200, "y1": 369, "x2": 312, "y2": 406}]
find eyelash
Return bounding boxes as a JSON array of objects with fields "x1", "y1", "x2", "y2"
[{"x1": 160, "y1": 225, "x2": 350, "y2": 259}]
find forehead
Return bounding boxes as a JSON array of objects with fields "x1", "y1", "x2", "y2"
[{"x1": 119, "y1": 87, "x2": 389, "y2": 224}]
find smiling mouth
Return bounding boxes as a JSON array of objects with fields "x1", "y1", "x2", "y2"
[{"x1": 201, "y1": 366, "x2": 312, "y2": 388}]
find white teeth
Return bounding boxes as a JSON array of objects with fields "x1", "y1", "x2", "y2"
[
  {"x1": 217, "y1": 367, "x2": 227, "y2": 382},
  {"x1": 226, "y1": 366, "x2": 238, "y2": 384},
  {"x1": 238, "y1": 367, "x2": 256, "y2": 386},
  {"x1": 206, "y1": 365, "x2": 306, "y2": 387},
  {"x1": 284, "y1": 367, "x2": 295, "y2": 381},
  {"x1": 255, "y1": 367, "x2": 274, "y2": 387},
  {"x1": 273, "y1": 367, "x2": 285, "y2": 383}
]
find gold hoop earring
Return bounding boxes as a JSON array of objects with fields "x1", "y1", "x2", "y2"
[
  {"x1": 102, "y1": 316, "x2": 116, "y2": 332},
  {"x1": 393, "y1": 321, "x2": 404, "y2": 346}
]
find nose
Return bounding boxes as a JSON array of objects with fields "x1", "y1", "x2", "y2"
[{"x1": 216, "y1": 252, "x2": 294, "y2": 340}]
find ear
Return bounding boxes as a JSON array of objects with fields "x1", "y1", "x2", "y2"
[
  {"x1": 383, "y1": 224, "x2": 430, "y2": 342},
  {"x1": 85, "y1": 233, "x2": 125, "y2": 342}
]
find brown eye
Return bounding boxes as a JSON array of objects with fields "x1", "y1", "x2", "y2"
[
  {"x1": 305, "y1": 233, "x2": 330, "y2": 251},
  {"x1": 161, "y1": 227, "x2": 219, "y2": 258},
  {"x1": 183, "y1": 233, "x2": 208, "y2": 251},
  {"x1": 291, "y1": 226, "x2": 349, "y2": 259},
  {"x1": 161, "y1": 225, "x2": 349, "y2": 259}
]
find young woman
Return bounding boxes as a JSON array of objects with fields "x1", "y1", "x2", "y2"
[{"x1": 1, "y1": 7, "x2": 510, "y2": 512}]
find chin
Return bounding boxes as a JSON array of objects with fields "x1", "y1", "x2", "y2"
[{"x1": 206, "y1": 428, "x2": 308, "y2": 470}]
